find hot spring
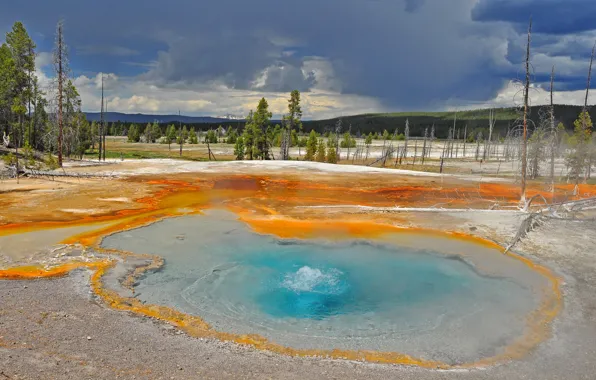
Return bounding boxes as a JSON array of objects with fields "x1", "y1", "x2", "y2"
[{"x1": 101, "y1": 210, "x2": 552, "y2": 365}]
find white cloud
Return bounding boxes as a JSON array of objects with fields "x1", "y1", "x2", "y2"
[
  {"x1": 68, "y1": 70, "x2": 384, "y2": 118},
  {"x1": 450, "y1": 80, "x2": 596, "y2": 110}
]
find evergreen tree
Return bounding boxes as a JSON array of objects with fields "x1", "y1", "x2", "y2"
[
  {"x1": 144, "y1": 121, "x2": 161, "y2": 143},
  {"x1": 177, "y1": 125, "x2": 188, "y2": 144},
  {"x1": 316, "y1": 139, "x2": 326, "y2": 162},
  {"x1": 205, "y1": 129, "x2": 217, "y2": 144},
  {"x1": 340, "y1": 132, "x2": 356, "y2": 148},
  {"x1": 382, "y1": 129, "x2": 390, "y2": 141},
  {"x1": 127, "y1": 124, "x2": 140, "y2": 142},
  {"x1": 242, "y1": 111, "x2": 255, "y2": 160},
  {"x1": 226, "y1": 129, "x2": 238, "y2": 144},
  {"x1": 6, "y1": 22, "x2": 35, "y2": 147},
  {"x1": 566, "y1": 111, "x2": 593, "y2": 183},
  {"x1": 0, "y1": 43, "x2": 15, "y2": 139},
  {"x1": 305, "y1": 130, "x2": 318, "y2": 161},
  {"x1": 166, "y1": 124, "x2": 177, "y2": 150},
  {"x1": 249, "y1": 97, "x2": 272, "y2": 159},
  {"x1": 327, "y1": 140, "x2": 338, "y2": 163},
  {"x1": 281, "y1": 90, "x2": 302, "y2": 160},
  {"x1": 234, "y1": 136, "x2": 245, "y2": 160},
  {"x1": 188, "y1": 127, "x2": 198, "y2": 144}
]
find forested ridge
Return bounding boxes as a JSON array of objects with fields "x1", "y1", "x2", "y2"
[{"x1": 93, "y1": 105, "x2": 595, "y2": 140}]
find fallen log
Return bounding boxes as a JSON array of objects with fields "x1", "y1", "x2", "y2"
[{"x1": 23, "y1": 169, "x2": 118, "y2": 178}]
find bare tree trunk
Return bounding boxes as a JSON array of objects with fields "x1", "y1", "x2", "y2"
[
  {"x1": 520, "y1": 18, "x2": 532, "y2": 204},
  {"x1": 413, "y1": 139, "x2": 418, "y2": 165},
  {"x1": 422, "y1": 127, "x2": 428, "y2": 165},
  {"x1": 583, "y1": 42, "x2": 595, "y2": 181},
  {"x1": 550, "y1": 66, "x2": 556, "y2": 194},
  {"x1": 103, "y1": 102, "x2": 107, "y2": 161},
  {"x1": 99, "y1": 75, "x2": 104, "y2": 161},
  {"x1": 403, "y1": 119, "x2": 409, "y2": 164},
  {"x1": 463, "y1": 124, "x2": 467, "y2": 158},
  {"x1": 178, "y1": 110, "x2": 183, "y2": 157},
  {"x1": 455, "y1": 128, "x2": 460, "y2": 158},
  {"x1": 486, "y1": 109, "x2": 495, "y2": 161},
  {"x1": 57, "y1": 22, "x2": 64, "y2": 167},
  {"x1": 27, "y1": 42, "x2": 33, "y2": 148},
  {"x1": 15, "y1": 115, "x2": 20, "y2": 183}
]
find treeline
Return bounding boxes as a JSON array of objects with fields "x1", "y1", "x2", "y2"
[
  {"x1": 1, "y1": 20, "x2": 88, "y2": 171},
  {"x1": 104, "y1": 105, "x2": 596, "y2": 141},
  {"x1": 301, "y1": 105, "x2": 596, "y2": 139}
]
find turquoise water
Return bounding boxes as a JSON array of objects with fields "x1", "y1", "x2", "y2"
[
  {"x1": 219, "y1": 241, "x2": 477, "y2": 320},
  {"x1": 101, "y1": 211, "x2": 544, "y2": 364}
]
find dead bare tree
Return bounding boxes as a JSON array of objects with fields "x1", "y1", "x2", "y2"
[
  {"x1": 103, "y1": 99, "x2": 107, "y2": 161},
  {"x1": 484, "y1": 109, "x2": 495, "y2": 160},
  {"x1": 98, "y1": 74, "x2": 104, "y2": 161},
  {"x1": 335, "y1": 118, "x2": 342, "y2": 161},
  {"x1": 403, "y1": 119, "x2": 410, "y2": 164},
  {"x1": 54, "y1": 20, "x2": 65, "y2": 167},
  {"x1": 429, "y1": 124, "x2": 435, "y2": 159},
  {"x1": 450, "y1": 111, "x2": 457, "y2": 158},
  {"x1": 463, "y1": 124, "x2": 467, "y2": 158},
  {"x1": 520, "y1": 18, "x2": 532, "y2": 204},
  {"x1": 549, "y1": 66, "x2": 557, "y2": 193},
  {"x1": 178, "y1": 110, "x2": 183, "y2": 157},
  {"x1": 584, "y1": 42, "x2": 595, "y2": 180},
  {"x1": 422, "y1": 127, "x2": 428, "y2": 165}
]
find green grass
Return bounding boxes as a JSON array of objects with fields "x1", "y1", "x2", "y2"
[{"x1": 82, "y1": 150, "x2": 212, "y2": 161}]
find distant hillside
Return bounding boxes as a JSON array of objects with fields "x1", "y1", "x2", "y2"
[
  {"x1": 85, "y1": 112, "x2": 236, "y2": 124},
  {"x1": 300, "y1": 105, "x2": 595, "y2": 138},
  {"x1": 91, "y1": 105, "x2": 594, "y2": 139}
]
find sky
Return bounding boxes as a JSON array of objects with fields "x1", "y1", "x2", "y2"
[{"x1": 1, "y1": 0, "x2": 596, "y2": 119}]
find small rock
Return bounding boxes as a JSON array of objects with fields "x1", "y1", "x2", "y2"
[{"x1": 86, "y1": 336, "x2": 92, "y2": 341}]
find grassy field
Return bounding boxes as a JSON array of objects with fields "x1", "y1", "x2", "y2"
[{"x1": 84, "y1": 137, "x2": 236, "y2": 161}]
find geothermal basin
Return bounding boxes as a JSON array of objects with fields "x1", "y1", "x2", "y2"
[{"x1": 101, "y1": 210, "x2": 553, "y2": 366}]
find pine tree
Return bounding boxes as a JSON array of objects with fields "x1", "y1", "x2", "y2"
[
  {"x1": 566, "y1": 111, "x2": 593, "y2": 183},
  {"x1": 281, "y1": 90, "x2": 302, "y2": 160},
  {"x1": 188, "y1": 127, "x2": 198, "y2": 144},
  {"x1": 127, "y1": 124, "x2": 140, "y2": 142},
  {"x1": 166, "y1": 125, "x2": 176, "y2": 150},
  {"x1": 7, "y1": 22, "x2": 36, "y2": 176},
  {"x1": 253, "y1": 98, "x2": 272, "y2": 159},
  {"x1": 316, "y1": 139, "x2": 326, "y2": 162},
  {"x1": 305, "y1": 130, "x2": 318, "y2": 161},
  {"x1": 234, "y1": 136, "x2": 245, "y2": 160},
  {"x1": 326, "y1": 140, "x2": 338, "y2": 163},
  {"x1": 242, "y1": 111, "x2": 255, "y2": 160}
]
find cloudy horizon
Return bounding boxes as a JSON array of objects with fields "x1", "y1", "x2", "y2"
[{"x1": 2, "y1": 0, "x2": 596, "y2": 119}]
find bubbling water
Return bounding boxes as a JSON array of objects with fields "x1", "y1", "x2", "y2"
[
  {"x1": 282, "y1": 266, "x2": 343, "y2": 293},
  {"x1": 101, "y1": 211, "x2": 548, "y2": 364}
]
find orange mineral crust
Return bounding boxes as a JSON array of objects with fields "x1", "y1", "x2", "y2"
[{"x1": 0, "y1": 172, "x2": 573, "y2": 368}]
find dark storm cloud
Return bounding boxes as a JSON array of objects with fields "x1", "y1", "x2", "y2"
[
  {"x1": 2, "y1": 0, "x2": 595, "y2": 110},
  {"x1": 404, "y1": 0, "x2": 425, "y2": 13},
  {"x1": 472, "y1": 0, "x2": 596, "y2": 35}
]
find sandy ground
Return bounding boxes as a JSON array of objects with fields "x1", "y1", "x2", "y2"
[{"x1": 1, "y1": 160, "x2": 596, "y2": 379}]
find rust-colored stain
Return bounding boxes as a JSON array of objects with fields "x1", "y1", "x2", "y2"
[{"x1": 0, "y1": 173, "x2": 580, "y2": 368}]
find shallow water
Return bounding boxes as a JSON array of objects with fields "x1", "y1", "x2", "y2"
[{"x1": 101, "y1": 210, "x2": 546, "y2": 364}]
